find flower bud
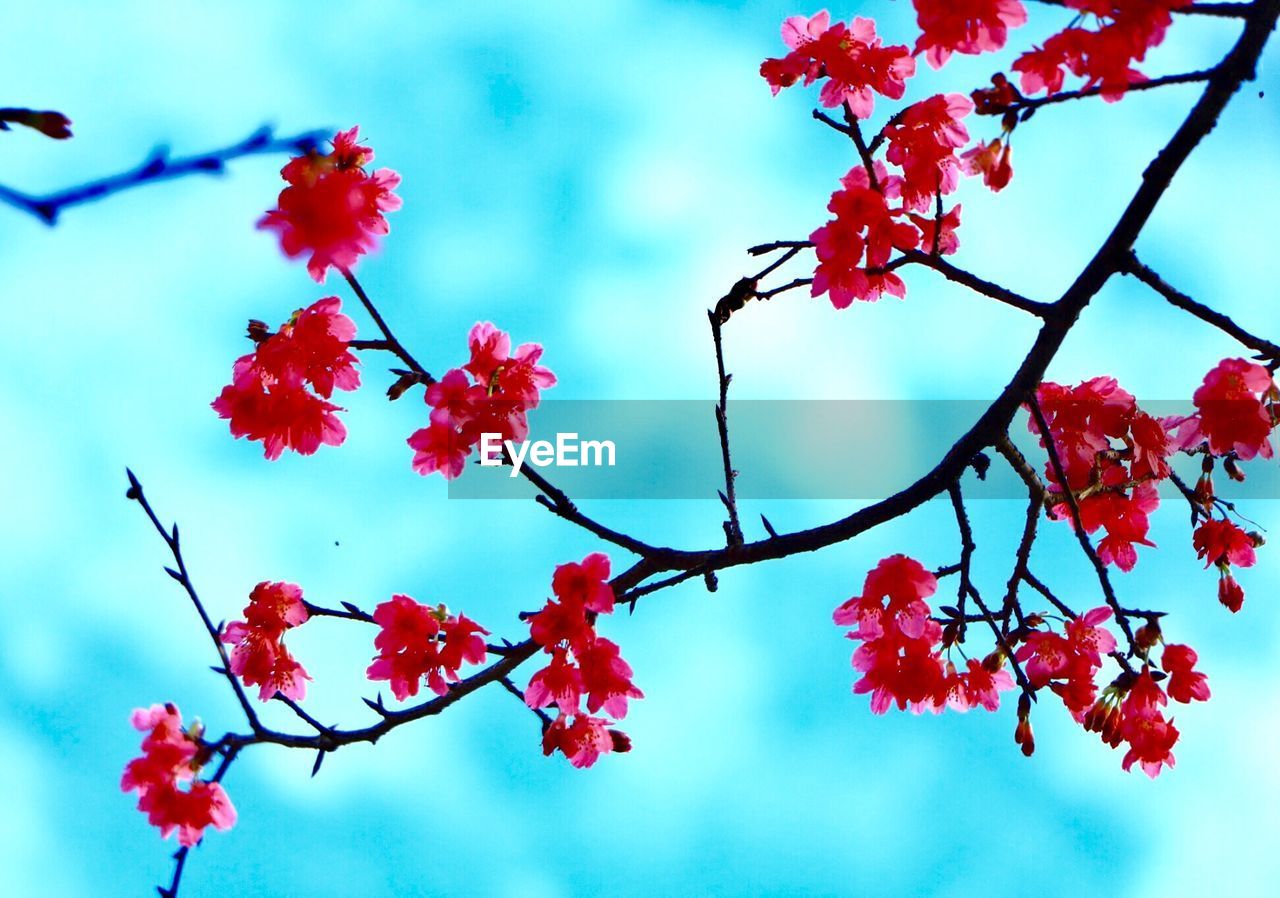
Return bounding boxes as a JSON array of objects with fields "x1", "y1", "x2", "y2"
[
  {"x1": 1134, "y1": 621, "x2": 1161, "y2": 651},
  {"x1": 1014, "y1": 716, "x2": 1035, "y2": 757},
  {"x1": 1224, "y1": 456, "x2": 1246, "y2": 482},
  {"x1": 1218, "y1": 572, "x2": 1244, "y2": 613}
]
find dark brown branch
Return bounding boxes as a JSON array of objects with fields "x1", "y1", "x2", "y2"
[
  {"x1": 125, "y1": 470, "x2": 262, "y2": 734},
  {"x1": 624, "y1": 0, "x2": 1280, "y2": 583},
  {"x1": 895, "y1": 250, "x2": 1052, "y2": 316},
  {"x1": 748, "y1": 239, "x2": 813, "y2": 256},
  {"x1": 0, "y1": 125, "x2": 325, "y2": 225},
  {"x1": 337, "y1": 266, "x2": 434, "y2": 384},
  {"x1": 1122, "y1": 252, "x2": 1280, "y2": 361},
  {"x1": 159, "y1": 742, "x2": 241, "y2": 898},
  {"x1": 756, "y1": 277, "x2": 814, "y2": 300},
  {"x1": 1028, "y1": 0, "x2": 1253, "y2": 17},
  {"x1": 1002, "y1": 484, "x2": 1043, "y2": 634},
  {"x1": 500, "y1": 676, "x2": 553, "y2": 730},
  {"x1": 522, "y1": 463, "x2": 666, "y2": 558},
  {"x1": 811, "y1": 109, "x2": 854, "y2": 137},
  {"x1": 1025, "y1": 396, "x2": 1137, "y2": 652},
  {"x1": 845, "y1": 104, "x2": 881, "y2": 189},
  {"x1": 206, "y1": 558, "x2": 660, "y2": 754},
  {"x1": 709, "y1": 308, "x2": 744, "y2": 546},
  {"x1": 967, "y1": 584, "x2": 1035, "y2": 696},
  {"x1": 947, "y1": 483, "x2": 977, "y2": 641},
  {"x1": 303, "y1": 600, "x2": 376, "y2": 623},
  {"x1": 989, "y1": 68, "x2": 1219, "y2": 117}
]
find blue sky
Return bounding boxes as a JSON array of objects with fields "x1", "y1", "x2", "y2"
[{"x1": 3, "y1": 2, "x2": 1280, "y2": 895}]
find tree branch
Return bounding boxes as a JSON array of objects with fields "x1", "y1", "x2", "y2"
[
  {"x1": 0, "y1": 125, "x2": 326, "y2": 225},
  {"x1": 1122, "y1": 251, "x2": 1280, "y2": 362},
  {"x1": 125, "y1": 470, "x2": 262, "y2": 734}
]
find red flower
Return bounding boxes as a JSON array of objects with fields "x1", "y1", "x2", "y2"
[
  {"x1": 577, "y1": 637, "x2": 645, "y2": 719},
  {"x1": 1030, "y1": 378, "x2": 1174, "y2": 570},
  {"x1": 541, "y1": 714, "x2": 629, "y2": 769},
  {"x1": 1119, "y1": 671, "x2": 1178, "y2": 778},
  {"x1": 525, "y1": 554, "x2": 642, "y2": 767},
  {"x1": 1162, "y1": 644, "x2": 1210, "y2": 704},
  {"x1": 835, "y1": 555, "x2": 966, "y2": 714},
  {"x1": 1015, "y1": 607, "x2": 1114, "y2": 715},
  {"x1": 135, "y1": 780, "x2": 237, "y2": 848},
  {"x1": 525, "y1": 648, "x2": 585, "y2": 715},
  {"x1": 213, "y1": 297, "x2": 360, "y2": 460},
  {"x1": 1191, "y1": 358, "x2": 1277, "y2": 460},
  {"x1": 1064, "y1": 606, "x2": 1118, "y2": 666},
  {"x1": 1218, "y1": 573, "x2": 1245, "y2": 613},
  {"x1": 259, "y1": 126, "x2": 402, "y2": 282},
  {"x1": 366, "y1": 594, "x2": 489, "y2": 701},
  {"x1": 1193, "y1": 518, "x2": 1257, "y2": 569},
  {"x1": 961, "y1": 139, "x2": 1013, "y2": 191},
  {"x1": 761, "y1": 13, "x2": 915, "y2": 117},
  {"x1": 911, "y1": 0, "x2": 1028, "y2": 69},
  {"x1": 1013, "y1": 2, "x2": 1191, "y2": 102},
  {"x1": 221, "y1": 581, "x2": 311, "y2": 702},
  {"x1": 121, "y1": 704, "x2": 236, "y2": 847},
  {"x1": 884, "y1": 93, "x2": 973, "y2": 212},
  {"x1": 909, "y1": 205, "x2": 962, "y2": 256},
  {"x1": 408, "y1": 322, "x2": 556, "y2": 480},
  {"x1": 552, "y1": 552, "x2": 615, "y2": 614},
  {"x1": 810, "y1": 164, "x2": 920, "y2": 308},
  {"x1": 406, "y1": 422, "x2": 471, "y2": 479}
]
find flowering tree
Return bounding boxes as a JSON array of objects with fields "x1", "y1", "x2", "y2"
[{"x1": 8, "y1": 1, "x2": 1278, "y2": 894}]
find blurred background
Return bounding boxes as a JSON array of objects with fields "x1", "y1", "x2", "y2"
[{"x1": 2, "y1": 1, "x2": 1279, "y2": 895}]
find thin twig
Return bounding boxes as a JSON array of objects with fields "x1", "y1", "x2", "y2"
[
  {"x1": 1025, "y1": 396, "x2": 1137, "y2": 652},
  {"x1": 1028, "y1": 0, "x2": 1252, "y2": 17},
  {"x1": 893, "y1": 250, "x2": 1051, "y2": 317},
  {"x1": 1123, "y1": 252, "x2": 1280, "y2": 362},
  {"x1": 989, "y1": 68, "x2": 1219, "y2": 118},
  {"x1": 500, "y1": 676, "x2": 553, "y2": 730},
  {"x1": 709, "y1": 308, "x2": 744, "y2": 546},
  {"x1": 337, "y1": 266, "x2": 434, "y2": 383},
  {"x1": 0, "y1": 126, "x2": 326, "y2": 225},
  {"x1": 125, "y1": 470, "x2": 262, "y2": 734}
]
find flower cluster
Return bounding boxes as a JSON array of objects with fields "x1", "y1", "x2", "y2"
[
  {"x1": 408, "y1": 322, "x2": 556, "y2": 479},
  {"x1": 1083, "y1": 642, "x2": 1209, "y2": 778},
  {"x1": 883, "y1": 93, "x2": 974, "y2": 213},
  {"x1": 1015, "y1": 606, "x2": 1116, "y2": 716},
  {"x1": 1169, "y1": 358, "x2": 1278, "y2": 461},
  {"x1": 259, "y1": 126, "x2": 402, "y2": 282},
  {"x1": 524, "y1": 553, "x2": 643, "y2": 768},
  {"x1": 1013, "y1": 0, "x2": 1192, "y2": 101},
  {"x1": 1030, "y1": 377, "x2": 1173, "y2": 571},
  {"x1": 833, "y1": 555, "x2": 1014, "y2": 713},
  {"x1": 760, "y1": 11, "x2": 914, "y2": 116},
  {"x1": 1193, "y1": 518, "x2": 1259, "y2": 612},
  {"x1": 808, "y1": 87, "x2": 1000, "y2": 307},
  {"x1": 121, "y1": 704, "x2": 236, "y2": 846},
  {"x1": 366, "y1": 595, "x2": 489, "y2": 701},
  {"x1": 221, "y1": 581, "x2": 312, "y2": 702},
  {"x1": 212, "y1": 297, "x2": 361, "y2": 460},
  {"x1": 911, "y1": 0, "x2": 1028, "y2": 70}
]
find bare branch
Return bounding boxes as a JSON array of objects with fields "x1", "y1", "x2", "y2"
[
  {"x1": 1122, "y1": 252, "x2": 1280, "y2": 362},
  {"x1": 0, "y1": 125, "x2": 326, "y2": 225}
]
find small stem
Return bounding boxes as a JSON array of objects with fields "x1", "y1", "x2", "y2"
[
  {"x1": 989, "y1": 68, "x2": 1218, "y2": 118},
  {"x1": 337, "y1": 265, "x2": 434, "y2": 383},
  {"x1": 709, "y1": 309, "x2": 744, "y2": 546},
  {"x1": 126, "y1": 470, "x2": 262, "y2": 734},
  {"x1": 1025, "y1": 396, "x2": 1137, "y2": 652},
  {"x1": 1122, "y1": 252, "x2": 1280, "y2": 361}
]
